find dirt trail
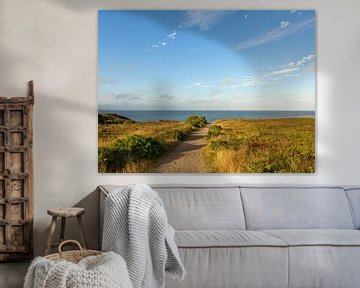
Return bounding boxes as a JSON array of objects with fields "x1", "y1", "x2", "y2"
[{"x1": 153, "y1": 126, "x2": 209, "y2": 173}]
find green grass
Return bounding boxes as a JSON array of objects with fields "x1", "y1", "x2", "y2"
[{"x1": 204, "y1": 117, "x2": 315, "y2": 173}]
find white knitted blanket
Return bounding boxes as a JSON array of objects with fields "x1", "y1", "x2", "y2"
[
  {"x1": 102, "y1": 184, "x2": 185, "y2": 288},
  {"x1": 24, "y1": 251, "x2": 132, "y2": 288}
]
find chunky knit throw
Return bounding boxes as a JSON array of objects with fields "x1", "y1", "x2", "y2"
[
  {"x1": 24, "y1": 251, "x2": 132, "y2": 288},
  {"x1": 102, "y1": 184, "x2": 185, "y2": 288}
]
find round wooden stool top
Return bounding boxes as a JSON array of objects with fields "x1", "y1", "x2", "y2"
[{"x1": 47, "y1": 207, "x2": 85, "y2": 218}]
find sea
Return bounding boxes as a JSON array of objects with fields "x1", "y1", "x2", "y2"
[{"x1": 98, "y1": 110, "x2": 315, "y2": 123}]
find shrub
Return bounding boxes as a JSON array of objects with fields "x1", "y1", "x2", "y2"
[
  {"x1": 161, "y1": 129, "x2": 188, "y2": 142},
  {"x1": 207, "y1": 125, "x2": 223, "y2": 137},
  {"x1": 98, "y1": 145, "x2": 127, "y2": 172},
  {"x1": 185, "y1": 115, "x2": 207, "y2": 128},
  {"x1": 119, "y1": 135, "x2": 163, "y2": 159},
  {"x1": 98, "y1": 135, "x2": 163, "y2": 172}
]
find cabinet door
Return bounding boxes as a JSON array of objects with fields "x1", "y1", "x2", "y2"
[{"x1": 0, "y1": 102, "x2": 33, "y2": 261}]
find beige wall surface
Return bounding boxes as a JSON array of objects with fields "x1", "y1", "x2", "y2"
[{"x1": 0, "y1": 0, "x2": 359, "y2": 256}]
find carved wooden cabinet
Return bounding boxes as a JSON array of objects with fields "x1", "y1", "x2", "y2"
[{"x1": 0, "y1": 81, "x2": 34, "y2": 261}]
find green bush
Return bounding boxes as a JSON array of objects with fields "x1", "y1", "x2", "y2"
[
  {"x1": 161, "y1": 129, "x2": 188, "y2": 142},
  {"x1": 120, "y1": 135, "x2": 163, "y2": 159},
  {"x1": 208, "y1": 125, "x2": 223, "y2": 137},
  {"x1": 98, "y1": 145, "x2": 127, "y2": 172},
  {"x1": 185, "y1": 115, "x2": 208, "y2": 128},
  {"x1": 98, "y1": 135, "x2": 163, "y2": 172}
]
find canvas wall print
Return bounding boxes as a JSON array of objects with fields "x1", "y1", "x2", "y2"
[{"x1": 98, "y1": 10, "x2": 316, "y2": 173}]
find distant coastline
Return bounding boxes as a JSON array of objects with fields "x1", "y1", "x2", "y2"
[{"x1": 98, "y1": 110, "x2": 315, "y2": 122}]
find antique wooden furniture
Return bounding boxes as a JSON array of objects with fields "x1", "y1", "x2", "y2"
[
  {"x1": 45, "y1": 207, "x2": 88, "y2": 255},
  {"x1": 0, "y1": 81, "x2": 34, "y2": 261}
]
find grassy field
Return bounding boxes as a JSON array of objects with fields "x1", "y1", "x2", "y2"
[
  {"x1": 203, "y1": 117, "x2": 315, "y2": 173},
  {"x1": 99, "y1": 114, "x2": 315, "y2": 173},
  {"x1": 98, "y1": 114, "x2": 206, "y2": 172}
]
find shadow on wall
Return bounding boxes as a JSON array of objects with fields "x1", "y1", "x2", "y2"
[
  {"x1": 39, "y1": 188, "x2": 100, "y2": 256},
  {"x1": 32, "y1": 92, "x2": 99, "y2": 256},
  {"x1": 0, "y1": 38, "x2": 100, "y2": 255},
  {"x1": 50, "y1": 2, "x2": 258, "y2": 60}
]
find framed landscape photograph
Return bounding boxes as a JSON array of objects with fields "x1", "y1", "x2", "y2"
[{"x1": 98, "y1": 10, "x2": 316, "y2": 173}]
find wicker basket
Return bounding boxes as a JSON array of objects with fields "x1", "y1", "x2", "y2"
[{"x1": 45, "y1": 240, "x2": 102, "y2": 263}]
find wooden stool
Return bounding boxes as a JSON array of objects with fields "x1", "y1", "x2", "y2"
[{"x1": 45, "y1": 207, "x2": 87, "y2": 255}]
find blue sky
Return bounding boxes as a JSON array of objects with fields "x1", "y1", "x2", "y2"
[{"x1": 98, "y1": 10, "x2": 316, "y2": 111}]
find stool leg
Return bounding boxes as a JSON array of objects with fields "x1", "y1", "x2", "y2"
[
  {"x1": 45, "y1": 216, "x2": 57, "y2": 255},
  {"x1": 60, "y1": 217, "x2": 66, "y2": 243},
  {"x1": 77, "y1": 215, "x2": 87, "y2": 249}
]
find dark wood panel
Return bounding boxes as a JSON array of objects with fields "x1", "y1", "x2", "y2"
[{"x1": 0, "y1": 81, "x2": 34, "y2": 261}]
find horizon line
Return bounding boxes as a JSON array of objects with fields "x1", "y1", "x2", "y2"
[{"x1": 98, "y1": 108, "x2": 315, "y2": 112}]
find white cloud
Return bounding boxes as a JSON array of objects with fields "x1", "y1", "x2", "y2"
[
  {"x1": 151, "y1": 41, "x2": 168, "y2": 49},
  {"x1": 235, "y1": 18, "x2": 314, "y2": 51},
  {"x1": 290, "y1": 54, "x2": 315, "y2": 67},
  {"x1": 192, "y1": 82, "x2": 212, "y2": 88},
  {"x1": 240, "y1": 54, "x2": 315, "y2": 87},
  {"x1": 167, "y1": 31, "x2": 177, "y2": 39},
  {"x1": 179, "y1": 11, "x2": 230, "y2": 31},
  {"x1": 267, "y1": 67, "x2": 300, "y2": 76},
  {"x1": 280, "y1": 21, "x2": 290, "y2": 28},
  {"x1": 148, "y1": 30, "x2": 178, "y2": 51}
]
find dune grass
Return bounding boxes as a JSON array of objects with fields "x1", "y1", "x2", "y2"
[
  {"x1": 204, "y1": 117, "x2": 315, "y2": 173},
  {"x1": 98, "y1": 120, "x2": 193, "y2": 173},
  {"x1": 98, "y1": 116, "x2": 210, "y2": 173}
]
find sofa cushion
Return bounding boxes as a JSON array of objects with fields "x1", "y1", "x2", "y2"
[
  {"x1": 165, "y1": 247, "x2": 288, "y2": 288},
  {"x1": 287, "y1": 246, "x2": 360, "y2": 288},
  {"x1": 100, "y1": 185, "x2": 246, "y2": 230},
  {"x1": 175, "y1": 230, "x2": 287, "y2": 248},
  {"x1": 261, "y1": 230, "x2": 360, "y2": 287},
  {"x1": 241, "y1": 187, "x2": 355, "y2": 230},
  {"x1": 154, "y1": 186, "x2": 246, "y2": 230},
  {"x1": 262, "y1": 229, "x2": 360, "y2": 246}
]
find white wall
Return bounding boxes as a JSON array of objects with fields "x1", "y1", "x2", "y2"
[{"x1": 0, "y1": 0, "x2": 359, "y2": 256}]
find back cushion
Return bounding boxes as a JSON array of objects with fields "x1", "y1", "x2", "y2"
[
  {"x1": 154, "y1": 186, "x2": 246, "y2": 230},
  {"x1": 241, "y1": 187, "x2": 355, "y2": 230},
  {"x1": 345, "y1": 188, "x2": 360, "y2": 229}
]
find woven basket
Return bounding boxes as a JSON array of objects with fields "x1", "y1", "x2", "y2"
[{"x1": 45, "y1": 240, "x2": 102, "y2": 263}]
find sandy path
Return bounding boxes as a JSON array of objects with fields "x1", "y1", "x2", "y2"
[{"x1": 153, "y1": 126, "x2": 209, "y2": 173}]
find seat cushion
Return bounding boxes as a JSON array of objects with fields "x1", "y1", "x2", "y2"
[
  {"x1": 262, "y1": 229, "x2": 360, "y2": 246},
  {"x1": 166, "y1": 246, "x2": 288, "y2": 288},
  {"x1": 241, "y1": 187, "x2": 355, "y2": 230},
  {"x1": 261, "y1": 230, "x2": 360, "y2": 288},
  {"x1": 287, "y1": 246, "x2": 360, "y2": 288},
  {"x1": 175, "y1": 230, "x2": 288, "y2": 247}
]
